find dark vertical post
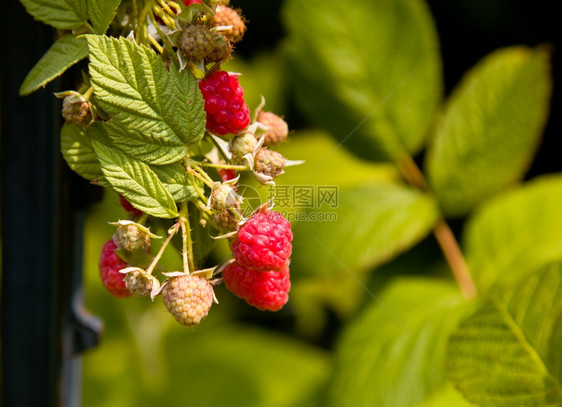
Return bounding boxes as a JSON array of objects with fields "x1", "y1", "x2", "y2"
[
  {"x1": 1, "y1": 2, "x2": 60, "y2": 405},
  {"x1": 1, "y1": 2, "x2": 102, "y2": 406}
]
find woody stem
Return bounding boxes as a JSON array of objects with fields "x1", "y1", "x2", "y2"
[{"x1": 396, "y1": 155, "x2": 477, "y2": 300}]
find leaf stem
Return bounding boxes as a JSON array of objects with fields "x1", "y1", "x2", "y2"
[
  {"x1": 136, "y1": 1, "x2": 152, "y2": 45},
  {"x1": 146, "y1": 222, "x2": 180, "y2": 275},
  {"x1": 433, "y1": 219, "x2": 478, "y2": 299},
  {"x1": 179, "y1": 203, "x2": 195, "y2": 273},
  {"x1": 188, "y1": 170, "x2": 209, "y2": 202},
  {"x1": 137, "y1": 213, "x2": 149, "y2": 225},
  {"x1": 396, "y1": 155, "x2": 427, "y2": 190},
  {"x1": 83, "y1": 86, "x2": 94, "y2": 101},
  {"x1": 396, "y1": 155, "x2": 477, "y2": 299},
  {"x1": 84, "y1": 21, "x2": 97, "y2": 34},
  {"x1": 199, "y1": 162, "x2": 249, "y2": 171}
]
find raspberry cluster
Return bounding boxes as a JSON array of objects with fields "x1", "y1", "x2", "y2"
[
  {"x1": 85, "y1": 1, "x2": 298, "y2": 324},
  {"x1": 222, "y1": 209, "x2": 293, "y2": 311}
]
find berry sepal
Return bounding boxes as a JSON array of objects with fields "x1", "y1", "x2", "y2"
[
  {"x1": 119, "y1": 267, "x2": 161, "y2": 300},
  {"x1": 109, "y1": 220, "x2": 162, "y2": 239}
]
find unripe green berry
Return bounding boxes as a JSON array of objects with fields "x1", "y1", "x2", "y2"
[
  {"x1": 114, "y1": 224, "x2": 150, "y2": 252},
  {"x1": 209, "y1": 6, "x2": 246, "y2": 44},
  {"x1": 125, "y1": 269, "x2": 153, "y2": 297},
  {"x1": 62, "y1": 96, "x2": 91, "y2": 125},
  {"x1": 163, "y1": 275, "x2": 215, "y2": 327},
  {"x1": 213, "y1": 207, "x2": 240, "y2": 231},
  {"x1": 230, "y1": 132, "x2": 256, "y2": 163},
  {"x1": 204, "y1": 39, "x2": 232, "y2": 64},
  {"x1": 178, "y1": 25, "x2": 217, "y2": 62},
  {"x1": 254, "y1": 148, "x2": 286, "y2": 179},
  {"x1": 257, "y1": 111, "x2": 289, "y2": 146},
  {"x1": 211, "y1": 183, "x2": 241, "y2": 211}
]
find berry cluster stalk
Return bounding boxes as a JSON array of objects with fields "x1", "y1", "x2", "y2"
[{"x1": 397, "y1": 155, "x2": 478, "y2": 300}]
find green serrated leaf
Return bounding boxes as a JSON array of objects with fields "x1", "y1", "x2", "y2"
[
  {"x1": 60, "y1": 122, "x2": 104, "y2": 181},
  {"x1": 87, "y1": 0, "x2": 121, "y2": 34},
  {"x1": 290, "y1": 183, "x2": 439, "y2": 278},
  {"x1": 92, "y1": 137, "x2": 178, "y2": 218},
  {"x1": 20, "y1": 0, "x2": 87, "y2": 29},
  {"x1": 427, "y1": 46, "x2": 552, "y2": 216},
  {"x1": 328, "y1": 278, "x2": 468, "y2": 407},
  {"x1": 447, "y1": 262, "x2": 562, "y2": 406},
  {"x1": 151, "y1": 162, "x2": 201, "y2": 202},
  {"x1": 283, "y1": 0, "x2": 442, "y2": 160},
  {"x1": 464, "y1": 175, "x2": 562, "y2": 292},
  {"x1": 20, "y1": 35, "x2": 88, "y2": 96},
  {"x1": 86, "y1": 35, "x2": 205, "y2": 165}
]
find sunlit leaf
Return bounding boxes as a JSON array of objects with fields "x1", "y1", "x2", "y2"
[
  {"x1": 87, "y1": 35, "x2": 205, "y2": 165},
  {"x1": 92, "y1": 136, "x2": 178, "y2": 218},
  {"x1": 328, "y1": 277, "x2": 468, "y2": 407},
  {"x1": 464, "y1": 175, "x2": 562, "y2": 291},
  {"x1": 290, "y1": 183, "x2": 439, "y2": 277},
  {"x1": 20, "y1": 35, "x2": 88, "y2": 95},
  {"x1": 283, "y1": 0, "x2": 442, "y2": 160},
  {"x1": 427, "y1": 46, "x2": 552, "y2": 216},
  {"x1": 447, "y1": 262, "x2": 562, "y2": 406},
  {"x1": 20, "y1": 0, "x2": 87, "y2": 29},
  {"x1": 60, "y1": 123, "x2": 103, "y2": 181}
]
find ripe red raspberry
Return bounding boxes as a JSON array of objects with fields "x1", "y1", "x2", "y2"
[
  {"x1": 209, "y1": 6, "x2": 246, "y2": 44},
  {"x1": 231, "y1": 210, "x2": 292, "y2": 271},
  {"x1": 218, "y1": 168, "x2": 237, "y2": 182},
  {"x1": 198, "y1": 71, "x2": 250, "y2": 136},
  {"x1": 257, "y1": 111, "x2": 289, "y2": 146},
  {"x1": 223, "y1": 261, "x2": 290, "y2": 311},
  {"x1": 162, "y1": 275, "x2": 215, "y2": 326},
  {"x1": 99, "y1": 239, "x2": 131, "y2": 298},
  {"x1": 182, "y1": 0, "x2": 202, "y2": 5},
  {"x1": 119, "y1": 195, "x2": 143, "y2": 217}
]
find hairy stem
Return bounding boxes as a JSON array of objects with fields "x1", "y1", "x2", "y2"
[
  {"x1": 433, "y1": 220, "x2": 478, "y2": 299},
  {"x1": 146, "y1": 222, "x2": 180, "y2": 275},
  {"x1": 179, "y1": 203, "x2": 195, "y2": 273},
  {"x1": 396, "y1": 155, "x2": 477, "y2": 299},
  {"x1": 199, "y1": 162, "x2": 249, "y2": 171}
]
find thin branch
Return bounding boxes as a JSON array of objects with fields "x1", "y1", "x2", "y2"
[
  {"x1": 433, "y1": 219, "x2": 478, "y2": 299},
  {"x1": 397, "y1": 155, "x2": 477, "y2": 299}
]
